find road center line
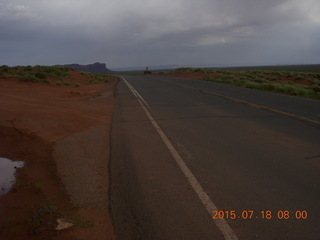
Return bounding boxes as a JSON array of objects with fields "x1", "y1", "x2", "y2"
[
  {"x1": 121, "y1": 76, "x2": 239, "y2": 240},
  {"x1": 159, "y1": 79, "x2": 320, "y2": 125}
]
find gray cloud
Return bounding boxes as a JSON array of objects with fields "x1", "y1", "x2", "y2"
[{"x1": 0, "y1": 0, "x2": 319, "y2": 68}]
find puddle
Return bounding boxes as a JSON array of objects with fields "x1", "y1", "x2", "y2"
[{"x1": 0, "y1": 157, "x2": 24, "y2": 196}]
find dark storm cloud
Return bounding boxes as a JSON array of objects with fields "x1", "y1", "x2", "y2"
[{"x1": 0, "y1": 0, "x2": 319, "y2": 67}]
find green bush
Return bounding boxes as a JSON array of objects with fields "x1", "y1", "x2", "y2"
[
  {"x1": 35, "y1": 72, "x2": 47, "y2": 80},
  {"x1": 310, "y1": 85, "x2": 320, "y2": 93},
  {"x1": 233, "y1": 79, "x2": 246, "y2": 87},
  {"x1": 194, "y1": 68, "x2": 209, "y2": 73},
  {"x1": 253, "y1": 77, "x2": 265, "y2": 83},
  {"x1": 261, "y1": 82, "x2": 276, "y2": 91},
  {"x1": 0, "y1": 65, "x2": 10, "y2": 73},
  {"x1": 19, "y1": 74, "x2": 37, "y2": 82},
  {"x1": 51, "y1": 70, "x2": 70, "y2": 78},
  {"x1": 24, "y1": 65, "x2": 33, "y2": 71},
  {"x1": 63, "y1": 81, "x2": 71, "y2": 86},
  {"x1": 81, "y1": 71, "x2": 93, "y2": 77},
  {"x1": 54, "y1": 81, "x2": 62, "y2": 86},
  {"x1": 286, "y1": 72, "x2": 295, "y2": 78},
  {"x1": 312, "y1": 79, "x2": 320, "y2": 85},
  {"x1": 244, "y1": 81, "x2": 261, "y2": 89},
  {"x1": 89, "y1": 79, "x2": 100, "y2": 84},
  {"x1": 274, "y1": 84, "x2": 286, "y2": 93},
  {"x1": 203, "y1": 76, "x2": 214, "y2": 81}
]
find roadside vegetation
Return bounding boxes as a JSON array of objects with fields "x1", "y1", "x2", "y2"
[
  {"x1": 0, "y1": 65, "x2": 71, "y2": 83},
  {"x1": 80, "y1": 71, "x2": 111, "y2": 84},
  {"x1": 164, "y1": 67, "x2": 320, "y2": 99},
  {"x1": 0, "y1": 65, "x2": 114, "y2": 87}
]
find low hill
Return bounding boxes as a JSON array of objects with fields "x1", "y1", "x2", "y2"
[{"x1": 65, "y1": 62, "x2": 112, "y2": 74}]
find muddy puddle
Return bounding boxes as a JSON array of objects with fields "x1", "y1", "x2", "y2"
[{"x1": 0, "y1": 157, "x2": 24, "y2": 196}]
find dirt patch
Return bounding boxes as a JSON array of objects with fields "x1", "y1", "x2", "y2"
[{"x1": 0, "y1": 70, "x2": 117, "y2": 240}]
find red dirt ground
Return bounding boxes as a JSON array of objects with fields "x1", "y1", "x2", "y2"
[{"x1": 0, "y1": 70, "x2": 117, "y2": 240}]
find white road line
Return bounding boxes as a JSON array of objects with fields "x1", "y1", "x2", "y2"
[
  {"x1": 119, "y1": 76, "x2": 150, "y2": 108},
  {"x1": 122, "y1": 77, "x2": 239, "y2": 240}
]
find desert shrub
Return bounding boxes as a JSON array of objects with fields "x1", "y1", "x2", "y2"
[
  {"x1": 33, "y1": 66, "x2": 70, "y2": 78},
  {"x1": 63, "y1": 81, "x2": 71, "y2": 86},
  {"x1": 311, "y1": 79, "x2": 320, "y2": 85},
  {"x1": 75, "y1": 83, "x2": 80, "y2": 87},
  {"x1": 203, "y1": 76, "x2": 233, "y2": 84},
  {"x1": 55, "y1": 66, "x2": 71, "y2": 72},
  {"x1": 194, "y1": 68, "x2": 209, "y2": 73},
  {"x1": 24, "y1": 65, "x2": 33, "y2": 71},
  {"x1": 41, "y1": 79, "x2": 50, "y2": 83},
  {"x1": 252, "y1": 77, "x2": 265, "y2": 83},
  {"x1": 173, "y1": 67, "x2": 195, "y2": 73},
  {"x1": 221, "y1": 71, "x2": 232, "y2": 75},
  {"x1": 310, "y1": 85, "x2": 320, "y2": 93},
  {"x1": 51, "y1": 70, "x2": 70, "y2": 78},
  {"x1": 81, "y1": 71, "x2": 95, "y2": 78},
  {"x1": 96, "y1": 75, "x2": 107, "y2": 82},
  {"x1": 233, "y1": 79, "x2": 246, "y2": 87},
  {"x1": 88, "y1": 75, "x2": 108, "y2": 84},
  {"x1": 271, "y1": 84, "x2": 311, "y2": 96},
  {"x1": 244, "y1": 81, "x2": 261, "y2": 89},
  {"x1": 42, "y1": 66, "x2": 56, "y2": 73},
  {"x1": 0, "y1": 65, "x2": 10, "y2": 73},
  {"x1": 185, "y1": 68, "x2": 196, "y2": 72},
  {"x1": 89, "y1": 79, "x2": 100, "y2": 84},
  {"x1": 19, "y1": 74, "x2": 37, "y2": 82},
  {"x1": 261, "y1": 82, "x2": 276, "y2": 91},
  {"x1": 283, "y1": 85, "x2": 298, "y2": 95},
  {"x1": 286, "y1": 72, "x2": 295, "y2": 78},
  {"x1": 243, "y1": 73, "x2": 254, "y2": 79},
  {"x1": 35, "y1": 72, "x2": 47, "y2": 80},
  {"x1": 220, "y1": 75, "x2": 235, "y2": 82},
  {"x1": 274, "y1": 84, "x2": 286, "y2": 93},
  {"x1": 54, "y1": 81, "x2": 62, "y2": 86}
]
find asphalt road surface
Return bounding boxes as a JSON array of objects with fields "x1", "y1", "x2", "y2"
[{"x1": 110, "y1": 75, "x2": 320, "y2": 240}]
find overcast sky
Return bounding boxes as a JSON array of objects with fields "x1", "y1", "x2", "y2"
[{"x1": 1, "y1": 0, "x2": 319, "y2": 69}]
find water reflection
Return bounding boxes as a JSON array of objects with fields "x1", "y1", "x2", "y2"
[{"x1": 0, "y1": 157, "x2": 24, "y2": 196}]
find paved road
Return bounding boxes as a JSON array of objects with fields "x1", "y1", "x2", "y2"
[{"x1": 110, "y1": 75, "x2": 320, "y2": 240}]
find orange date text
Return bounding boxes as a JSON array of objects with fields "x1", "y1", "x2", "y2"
[{"x1": 212, "y1": 210, "x2": 308, "y2": 220}]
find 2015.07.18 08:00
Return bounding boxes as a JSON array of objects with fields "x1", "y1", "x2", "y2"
[{"x1": 212, "y1": 210, "x2": 308, "y2": 220}]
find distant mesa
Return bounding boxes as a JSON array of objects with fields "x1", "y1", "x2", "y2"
[{"x1": 65, "y1": 62, "x2": 112, "y2": 74}]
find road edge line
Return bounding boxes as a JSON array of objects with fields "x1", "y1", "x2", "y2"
[{"x1": 122, "y1": 76, "x2": 239, "y2": 240}]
